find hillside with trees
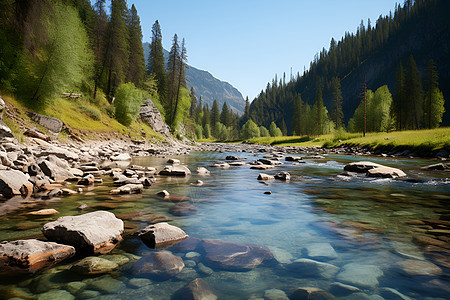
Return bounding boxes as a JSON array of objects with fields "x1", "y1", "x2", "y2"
[{"x1": 248, "y1": 0, "x2": 449, "y2": 135}]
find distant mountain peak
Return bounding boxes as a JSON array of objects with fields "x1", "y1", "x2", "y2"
[{"x1": 143, "y1": 43, "x2": 245, "y2": 114}]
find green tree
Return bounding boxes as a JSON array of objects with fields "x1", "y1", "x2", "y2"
[
  {"x1": 330, "y1": 77, "x2": 344, "y2": 129},
  {"x1": 167, "y1": 33, "x2": 180, "y2": 123},
  {"x1": 104, "y1": 0, "x2": 129, "y2": 99},
  {"x1": 241, "y1": 119, "x2": 260, "y2": 139},
  {"x1": 203, "y1": 123, "x2": 211, "y2": 138},
  {"x1": 423, "y1": 59, "x2": 445, "y2": 128},
  {"x1": 126, "y1": 4, "x2": 145, "y2": 87},
  {"x1": 114, "y1": 82, "x2": 143, "y2": 126},
  {"x1": 259, "y1": 126, "x2": 270, "y2": 137},
  {"x1": 280, "y1": 119, "x2": 287, "y2": 136},
  {"x1": 292, "y1": 93, "x2": 304, "y2": 136},
  {"x1": 16, "y1": 2, "x2": 93, "y2": 110},
  {"x1": 404, "y1": 54, "x2": 423, "y2": 129},
  {"x1": 172, "y1": 37, "x2": 187, "y2": 128},
  {"x1": 194, "y1": 124, "x2": 203, "y2": 139},
  {"x1": 189, "y1": 87, "x2": 197, "y2": 118},
  {"x1": 220, "y1": 102, "x2": 230, "y2": 127},
  {"x1": 393, "y1": 61, "x2": 406, "y2": 130},
  {"x1": 92, "y1": 0, "x2": 108, "y2": 100},
  {"x1": 211, "y1": 99, "x2": 220, "y2": 136},
  {"x1": 147, "y1": 20, "x2": 167, "y2": 104},
  {"x1": 269, "y1": 121, "x2": 282, "y2": 137}
]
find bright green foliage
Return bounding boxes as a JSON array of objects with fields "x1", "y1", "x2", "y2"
[
  {"x1": 16, "y1": 2, "x2": 93, "y2": 110},
  {"x1": 259, "y1": 126, "x2": 270, "y2": 137},
  {"x1": 241, "y1": 119, "x2": 260, "y2": 139},
  {"x1": 330, "y1": 77, "x2": 344, "y2": 129},
  {"x1": 194, "y1": 124, "x2": 203, "y2": 139},
  {"x1": 423, "y1": 59, "x2": 445, "y2": 128},
  {"x1": 114, "y1": 82, "x2": 143, "y2": 126},
  {"x1": 348, "y1": 85, "x2": 393, "y2": 132},
  {"x1": 269, "y1": 121, "x2": 282, "y2": 137},
  {"x1": 126, "y1": 4, "x2": 145, "y2": 87},
  {"x1": 171, "y1": 87, "x2": 191, "y2": 129},
  {"x1": 404, "y1": 54, "x2": 423, "y2": 129},
  {"x1": 312, "y1": 88, "x2": 334, "y2": 135},
  {"x1": 215, "y1": 122, "x2": 228, "y2": 140}
]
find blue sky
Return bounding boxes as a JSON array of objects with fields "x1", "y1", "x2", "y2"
[{"x1": 125, "y1": 0, "x2": 399, "y2": 100}]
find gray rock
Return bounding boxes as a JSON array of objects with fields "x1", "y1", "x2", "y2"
[
  {"x1": 71, "y1": 256, "x2": 119, "y2": 275},
  {"x1": 197, "y1": 167, "x2": 210, "y2": 175},
  {"x1": 65, "y1": 281, "x2": 86, "y2": 294},
  {"x1": 367, "y1": 166, "x2": 406, "y2": 178},
  {"x1": 77, "y1": 174, "x2": 95, "y2": 185},
  {"x1": 336, "y1": 263, "x2": 383, "y2": 288},
  {"x1": 140, "y1": 99, "x2": 172, "y2": 137},
  {"x1": 42, "y1": 211, "x2": 124, "y2": 254},
  {"x1": 28, "y1": 112, "x2": 63, "y2": 133},
  {"x1": 159, "y1": 165, "x2": 191, "y2": 176},
  {"x1": 87, "y1": 276, "x2": 126, "y2": 294},
  {"x1": 274, "y1": 171, "x2": 290, "y2": 181},
  {"x1": 111, "y1": 153, "x2": 132, "y2": 161},
  {"x1": 343, "y1": 161, "x2": 385, "y2": 173},
  {"x1": 197, "y1": 262, "x2": 214, "y2": 275},
  {"x1": 257, "y1": 173, "x2": 275, "y2": 180},
  {"x1": 420, "y1": 163, "x2": 448, "y2": 171},
  {"x1": 132, "y1": 252, "x2": 185, "y2": 280},
  {"x1": 167, "y1": 158, "x2": 181, "y2": 164},
  {"x1": 304, "y1": 243, "x2": 338, "y2": 261},
  {"x1": 394, "y1": 259, "x2": 442, "y2": 276},
  {"x1": 0, "y1": 170, "x2": 30, "y2": 197},
  {"x1": 111, "y1": 183, "x2": 144, "y2": 194},
  {"x1": 258, "y1": 158, "x2": 283, "y2": 165},
  {"x1": 0, "y1": 120, "x2": 14, "y2": 138},
  {"x1": 286, "y1": 258, "x2": 339, "y2": 279},
  {"x1": 169, "y1": 202, "x2": 197, "y2": 216},
  {"x1": 39, "y1": 160, "x2": 74, "y2": 181},
  {"x1": 0, "y1": 239, "x2": 75, "y2": 275},
  {"x1": 173, "y1": 278, "x2": 217, "y2": 300},
  {"x1": 39, "y1": 146, "x2": 78, "y2": 160},
  {"x1": 137, "y1": 222, "x2": 189, "y2": 249}
]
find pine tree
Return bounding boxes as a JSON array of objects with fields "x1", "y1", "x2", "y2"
[
  {"x1": 393, "y1": 61, "x2": 406, "y2": 130},
  {"x1": 404, "y1": 54, "x2": 423, "y2": 129},
  {"x1": 92, "y1": 0, "x2": 108, "y2": 100},
  {"x1": 189, "y1": 87, "x2": 197, "y2": 118},
  {"x1": 167, "y1": 33, "x2": 180, "y2": 124},
  {"x1": 104, "y1": 0, "x2": 129, "y2": 99},
  {"x1": 292, "y1": 93, "x2": 303, "y2": 135},
  {"x1": 312, "y1": 87, "x2": 324, "y2": 135},
  {"x1": 280, "y1": 119, "x2": 287, "y2": 136},
  {"x1": 330, "y1": 77, "x2": 344, "y2": 129},
  {"x1": 147, "y1": 20, "x2": 167, "y2": 104},
  {"x1": 423, "y1": 59, "x2": 445, "y2": 128},
  {"x1": 244, "y1": 96, "x2": 250, "y2": 116},
  {"x1": 220, "y1": 102, "x2": 230, "y2": 127},
  {"x1": 126, "y1": 4, "x2": 145, "y2": 87}
]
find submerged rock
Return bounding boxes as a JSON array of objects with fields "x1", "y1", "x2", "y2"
[
  {"x1": 201, "y1": 239, "x2": 273, "y2": 271},
  {"x1": 394, "y1": 259, "x2": 442, "y2": 276},
  {"x1": 169, "y1": 202, "x2": 198, "y2": 216},
  {"x1": 42, "y1": 210, "x2": 124, "y2": 254},
  {"x1": 304, "y1": 243, "x2": 338, "y2": 261},
  {"x1": 286, "y1": 258, "x2": 339, "y2": 279},
  {"x1": 336, "y1": 263, "x2": 383, "y2": 288},
  {"x1": 71, "y1": 256, "x2": 118, "y2": 275},
  {"x1": 0, "y1": 239, "x2": 75, "y2": 275},
  {"x1": 137, "y1": 222, "x2": 189, "y2": 249},
  {"x1": 290, "y1": 287, "x2": 335, "y2": 300},
  {"x1": 173, "y1": 278, "x2": 217, "y2": 300},
  {"x1": 133, "y1": 252, "x2": 184, "y2": 280}
]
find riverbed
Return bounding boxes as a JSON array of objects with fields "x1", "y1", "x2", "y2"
[{"x1": 0, "y1": 149, "x2": 449, "y2": 299}]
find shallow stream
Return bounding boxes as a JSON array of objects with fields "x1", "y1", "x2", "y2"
[{"x1": 0, "y1": 151, "x2": 449, "y2": 299}]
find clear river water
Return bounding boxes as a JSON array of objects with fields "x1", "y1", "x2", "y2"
[{"x1": 0, "y1": 150, "x2": 449, "y2": 299}]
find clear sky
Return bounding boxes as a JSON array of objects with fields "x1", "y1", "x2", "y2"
[{"x1": 125, "y1": 0, "x2": 399, "y2": 100}]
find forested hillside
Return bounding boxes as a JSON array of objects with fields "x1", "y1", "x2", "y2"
[
  {"x1": 143, "y1": 43, "x2": 245, "y2": 114},
  {"x1": 249, "y1": 0, "x2": 449, "y2": 134}
]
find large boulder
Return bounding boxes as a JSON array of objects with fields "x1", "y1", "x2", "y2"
[
  {"x1": 137, "y1": 222, "x2": 189, "y2": 249},
  {"x1": 173, "y1": 278, "x2": 217, "y2": 300},
  {"x1": 0, "y1": 170, "x2": 30, "y2": 197},
  {"x1": 132, "y1": 252, "x2": 184, "y2": 280},
  {"x1": 0, "y1": 239, "x2": 75, "y2": 275},
  {"x1": 159, "y1": 165, "x2": 191, "y2": 176},
  {"x1": 343, "y1": 161, "x2": 384, "y2": 173},
  {"x1": 42, "y1": 211, "x2": 124, "y2": 254},
  {"x1": 0, "y1": 120, "x2": 14, "y2": 138},
  {"x1": 38, "y1": 160, "x2": 74, "y2": 181},
  {"x1": 39, "y1": 146, "x2": 78, "y2": 161},
  {"x1": 139, "y1": 99, "x2": 171, "y2": 137},
  {"x1": 201, "y1": 239, "x2": 274, "y2": 271},
  {"x1": 28, "y1": 112, "x2": 63, "y2": 133},
  {"x1": 344, "y1": 161, "x2": 406, "y2": 178}
]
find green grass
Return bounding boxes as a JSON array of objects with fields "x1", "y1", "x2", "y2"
[{"x1": 233, "y1": 128, "x2": 450, "y2": 152}]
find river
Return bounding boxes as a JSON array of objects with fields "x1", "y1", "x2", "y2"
[{"x1": 0, "y1": 150, "x2": 449, "y2": 299}]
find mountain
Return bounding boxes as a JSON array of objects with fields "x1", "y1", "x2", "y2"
[
  {"x1": 143, "y1": 43, "x2": 245, "y2": 114},
  {"x1": 249, "y1": 0, "x2": 450, "y2": 131}
]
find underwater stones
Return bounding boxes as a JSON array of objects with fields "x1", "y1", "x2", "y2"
[
  {"x1": 264, "y1": 289, "x2": 289, "y2": 300},
  {"x1": 110, "y1": 183, "x2": 144, "y2": 194},
  {"x1": 329, "y1": 282, "x2": 361, "y2": 296},
  {"x1": 169, "y1": 202, "x2": 198, "y2": 216},
  {"x1": 27, "y1": 208, "x2": 59, "y2": 216},
  {"x1": 159, "y1": 165, "x2": 191, "y2": 176},
  {"x1": 71, "y1": 256, "x2": 119, "y2": 275},
  {"x1": 87, "y1": 275, "x2": 126, "y2": 294},
  {"x1": 379, "y1": 287, "x2": 412, "y2": 300},
  {"x1": 137, "y1": 222, "x2": 189, "y2": 249},
  {"x1": 336, "y1": 263, "x2": 383, "y2": 289},
  {"x1": 201, "y1": 239, "x2": 274, "y2": 271},
  {"x1": 394, "y1": 259, "x2": 442, "y2": 276},
  {"x1": 37, "y1": 290, "x2": 75, "y2": 300},
  {"x1": 0, "y1": 169, "x2": 30, "y2": 197},
  {"x1": 42, "y1": 211, "x2": 124, "y2": 254},
  {"x1": 133, "y1": 252, "x2": 185, "y2": 280},
  {"x1": 173, "y1": 278, "x2": 217, "y2": 300},
  {"x1": 304, "y1": 243, "x2": 338, "y2": 261},
  {"x1": 290, "y1": 287, "x2": 335, "y2": 300},
  {"x1": 0, "y1": 239, "x2": 75, "y2": 274},
  {"x1": 286, "y1": 258, "x2": 339, "y2": 279}
]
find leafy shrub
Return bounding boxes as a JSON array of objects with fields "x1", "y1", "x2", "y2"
[{"x1": 114, "y1": 83, "x2": 144, "y2": 126}]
